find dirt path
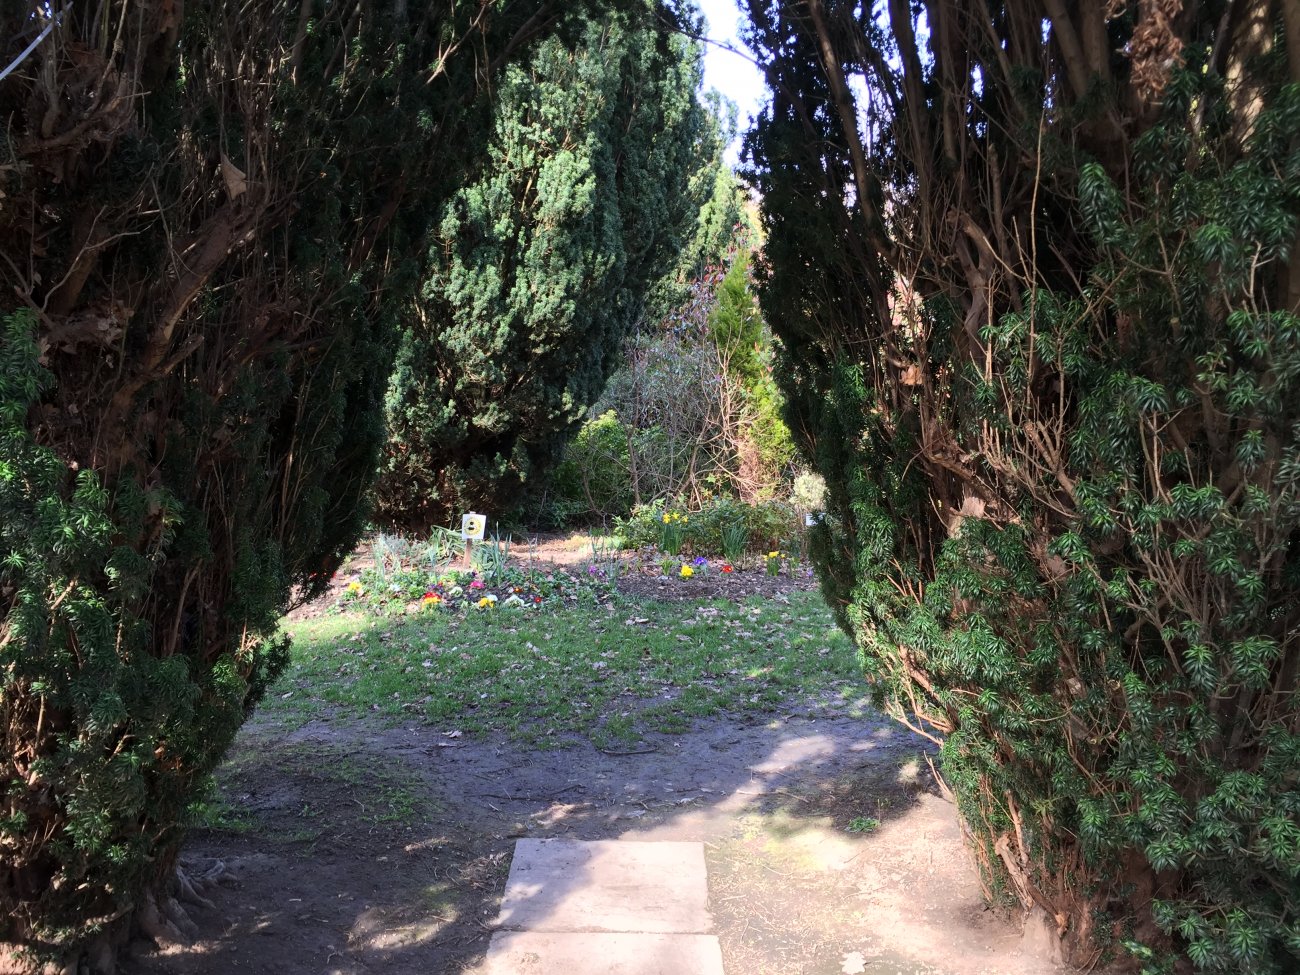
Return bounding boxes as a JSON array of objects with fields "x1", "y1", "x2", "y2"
[
  {"x1": 126, "y1": 707, "x2": 1067, "y2": 975},
  {"x1": 126, "y1": 535, "x2": 1071, "y2": 975}
]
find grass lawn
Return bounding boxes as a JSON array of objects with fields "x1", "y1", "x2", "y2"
[{"x1": 268, "y1": 590, "x2": 869, "y2": 748}]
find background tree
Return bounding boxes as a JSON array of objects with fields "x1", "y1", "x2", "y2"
[
  {"x1": 0, "y1": 1, "x2": 636, "y2": 969},
  {"x1": 600, "y1": 244, "x2": 793, "y2": 505},
  {"x1": 545, "y1": 235, "x2": 797, "y2": 526},
  {"x1": 375, "y1": 2, "x2": 714, "y2": 531},
  {"x1": 645, "y1": 91, "x2": 749, "y2": 319},
  {"x1": 744, "y1": 1, "x2": 1300, "y2": 971},
  {"x1": 706, "y1": 248, "x2": 795, "y2": 497}
]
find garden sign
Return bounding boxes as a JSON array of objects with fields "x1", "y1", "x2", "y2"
[
  {"x1": 461, "y1": 513, "x2": 486, "y2": 541},
  {"x1": 460, "y1": 512, "x2": 486, "y2": 566}
]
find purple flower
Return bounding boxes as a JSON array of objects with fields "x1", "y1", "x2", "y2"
[
  {"x1": 692, "y1": 556, "x2": 708, "y2": 567},
  {"x1": 587, "y1": 565, "x2": 600, "y2": 575}
]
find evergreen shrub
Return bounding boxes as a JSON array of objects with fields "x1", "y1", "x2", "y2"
[
  {"x1": 0, "y1": 1, "x2": 630, "y2": 967},
  {"x1": 745, "y1": 3, "x2": 1300, "y2": 970},
  {"x1": 375, "y1": 3, "x2": 712, "y2": 531},
  {"x1": 549, "y1": 410, "x2": 634, "y2": 524}
]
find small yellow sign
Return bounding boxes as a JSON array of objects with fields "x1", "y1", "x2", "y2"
[{"x1": 461, "y1": 513, "x2": 486, "y2": 541}]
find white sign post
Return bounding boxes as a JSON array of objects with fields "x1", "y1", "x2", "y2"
[{"x1": 460, "y1": 512, "x2": 486, "y2": 567}]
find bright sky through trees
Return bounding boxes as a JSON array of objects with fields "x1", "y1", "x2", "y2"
[{"x1": 698, "y1": 0, "x2": 764, "y2": 162}]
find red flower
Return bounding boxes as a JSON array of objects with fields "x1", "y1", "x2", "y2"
[{"x1": 721, "y1": 564, "x2": 734, "y2": 573}]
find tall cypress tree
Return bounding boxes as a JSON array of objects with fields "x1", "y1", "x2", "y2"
[
  {"x1": 376, "y1": 2, "x2": 713, "y2": 531},
  {"x1": 744, "y1": 1, "x2": 1300, "y2": 970},
  {"x1": 0, "y1": 1, "x2": 627, "y2": 968}
]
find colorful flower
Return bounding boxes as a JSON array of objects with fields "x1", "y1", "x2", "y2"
[
  {"x1": 767, "y1": 551, "x2": 780, "y2": 559},
  {"x1": 469, "y1": 579, "x2": 485, "y2": 590},
  {"x1": 422, "y1": 591, "x2": 442, "y2": 606},
  {"x1": 476, "y1": 595, "x2": 497, "y2": 609},
  {"x1": 662, "y1": 513, "x2": 671, "y2": 524},
  {"x1": 680, "y1": 564, "x2": 694, "y2": 578},
  {"x1": 721, "y1": 564, "x2": 734, "y2": 573},
  {"x1": 692, "y1": 556, "x2": 708, "y2": 567},
  {"x1": 345, "y1": 581, "x2": 363, "y2": 595}
]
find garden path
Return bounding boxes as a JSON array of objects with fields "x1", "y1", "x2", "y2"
[
  {"x1": 126, "y1": 713, "x2": 1074, "y2": 975},
  {"x1": 124, "y1": 536, "x2": 1085, "y2": 975},
  {"x1": 478, "y1": 838, "x2": 724, "y2": 974}
]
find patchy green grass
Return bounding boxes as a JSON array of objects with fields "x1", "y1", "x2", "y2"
[
  {"x1": 846, "y1": 816, "x2": 881, "y2": 833},
  {"x1": 191, "y1": 738, "x2": 437, "y2": 848},
  {"x1": 268, "y1": 592, "x2": 869, "y2": 746},
  {"x1": 187, "y1": 778, "x2": 257, "y2": 834}
]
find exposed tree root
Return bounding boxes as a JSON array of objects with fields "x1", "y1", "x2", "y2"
[
  {"x1": 174, "y1": 863, "x2": 218, "y2": 911},
  {"x1": 135, "y1": 893, "x2": 190, "y2": 948},
  {"x1": 136, "y1": 858, "x2": 232, "y2": 948},
  {"x1": 4, "y1": 857, "x2": 240, "y2": 975}
]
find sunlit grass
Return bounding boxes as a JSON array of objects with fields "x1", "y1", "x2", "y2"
[{"x1": 266, "y1": 592, "x2": 870, "y2": 746}]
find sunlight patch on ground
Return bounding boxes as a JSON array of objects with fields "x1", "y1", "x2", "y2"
[{"x1": 350, "y1": 903, "x2": 457, "y2": 951}]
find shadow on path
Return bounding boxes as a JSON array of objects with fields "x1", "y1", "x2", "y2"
[{"x1": 124, "y1": 707, "x2": 1070, "y2": 975}]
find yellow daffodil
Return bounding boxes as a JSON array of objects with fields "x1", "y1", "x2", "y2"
[
  {"x1": 680, "y1": 564, "x2": 694, "y2": 578},
  {"x1": 767, "y1": 551, "x2": 780, "y2": 559},
  {"x1": 662, "y1": 513, "x2": 671, "y2": 523}
]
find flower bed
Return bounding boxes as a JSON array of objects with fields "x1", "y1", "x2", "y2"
[{"x1": 338, "y1": 564, "x2": 610, "y2": 616}]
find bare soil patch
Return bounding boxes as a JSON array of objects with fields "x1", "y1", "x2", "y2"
[
  {"x1": 127, "y1": 712, "x2": 1068, "y2": 975},
  {"x1": 615, "y1": 560, "x2": 817, "y2": 602}
]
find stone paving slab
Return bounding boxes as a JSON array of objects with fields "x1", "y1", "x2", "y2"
[
  {"x1": 481, "y1": 931, "x2": 725, "y2": 975},
  {"x1": 496, "y1": 839, "x2": 712, "y2": 934}
]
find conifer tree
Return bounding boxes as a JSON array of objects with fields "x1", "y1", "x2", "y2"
[
  {"x1": 376, "y1": 2, "x2": 713, "y2": 530},
  {"x1": 0, "y1": 1, "x2": 637, "y2": 968},
  {"x1": 744, "y1": 1, "x2": 1300, "y2": 970}
]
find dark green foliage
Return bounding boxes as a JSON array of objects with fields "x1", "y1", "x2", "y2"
[
  {"x1": 0, "y1": 0, "x2": 624, "y2": 964},
  {"x1": 376, "y1": 4, "x2": 713, "y2": 531},
  {"x1": 1, "y1": 313, "x2": 287, "y2": 947},
  {"x1": 549, "y1": 410, "x2": 636, "y2": 525},
  {"x1": 744, "y1": 1, "x2": 1299, "y2": 970},
  {"x1": 646, "y1": 94, "x2": 751, "y2": 320}
]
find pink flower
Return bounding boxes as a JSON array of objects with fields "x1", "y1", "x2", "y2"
[{"x1": 469, "y1": 580, "x2": 485, "y2": 590}]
